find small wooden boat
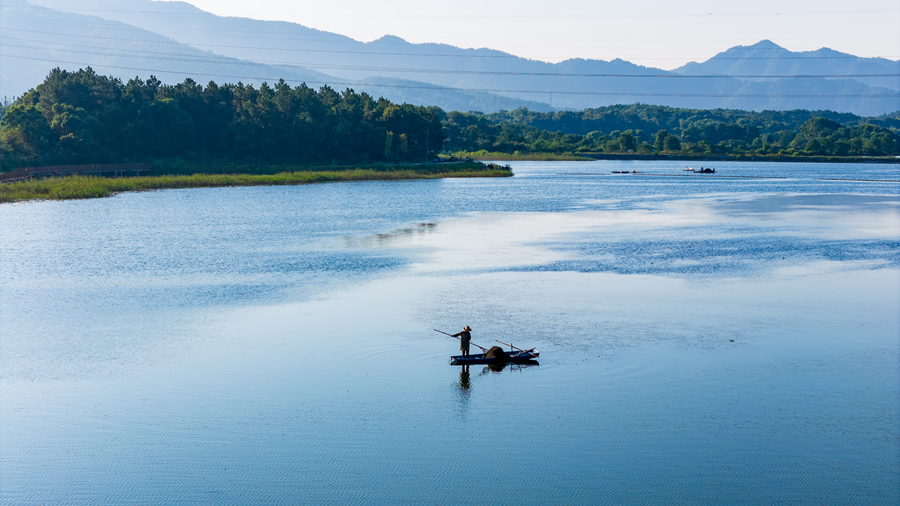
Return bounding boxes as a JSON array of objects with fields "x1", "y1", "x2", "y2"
[{"x1": 450, "y1": 348, "x2": 539, "y2": 365}]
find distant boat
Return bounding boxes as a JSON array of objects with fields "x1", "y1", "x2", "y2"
[
  {"x1": 684, "y1": 167, "x2": 694, "y2": 171},
  {"x1": 694, "y1": 167, "x2": 716, "y2": 173}
]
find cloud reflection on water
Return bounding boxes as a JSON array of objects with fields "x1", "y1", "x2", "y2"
[{"x1": 382, "y1": 193, "x2": 900, "y2": 279}]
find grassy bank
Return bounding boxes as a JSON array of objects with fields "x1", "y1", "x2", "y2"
[
  {"x1": 454, "y1": 150, "x2": 900, "y2": 164},
  {"x1": 578, "y1": 152, "x2": 900, "y2": 164},
  {"x1": 149, "y1": 160, "x2": 492, "y2": 176},
  {"x1": 0, "y1": 163, "x2": 511, "y2": 203},
  {"x1": 451, "y1": 151, "x2": 592, "y2": 161}
]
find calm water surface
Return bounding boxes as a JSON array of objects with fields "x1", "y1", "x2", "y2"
[{"x1": 1, "y1": 160, "x2": 898, "y2": 504}]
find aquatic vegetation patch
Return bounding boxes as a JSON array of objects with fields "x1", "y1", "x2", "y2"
[
  {"x1": 0, "y1": 164, "x2": 511, "y2": 203},
  {"x1": 452, "y1": 150, "x2": 591, "y2": 161}
]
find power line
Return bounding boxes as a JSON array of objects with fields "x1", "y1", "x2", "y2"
[
  {"x1": 3, "y1": 29, "x2": 898, "y2": 62},
  {"x1": 4, "y1": 41, "x2": 898, "y2": 80},
  {"x1": 2, "y1": 14, "x2": 899, "y2": 54},
  {"x1": 3, "y1": 54, "x2": 898, "y2": 99},
  {"x1": 25, "y1": 6, "x2": 900, "y2": 19}
]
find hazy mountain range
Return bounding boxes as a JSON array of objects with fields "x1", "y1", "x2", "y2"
[{"x1": 2, "y1": 0, "x2": 898, "y2": 115}]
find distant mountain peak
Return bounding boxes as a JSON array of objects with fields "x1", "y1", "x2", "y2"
[
  {"x1": 747, "y1": 39, "x2": 784, "y2": 50},
  {"x1": 803, "y1": 46, "x2": 854, "y2": 58},
  {"x1": 369, "y1": 35, "x2": 408, "y2": 45}
]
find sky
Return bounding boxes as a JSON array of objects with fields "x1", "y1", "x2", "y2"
[{"x1": 168, "y1": 0, "x2": 900, "y2": 69}]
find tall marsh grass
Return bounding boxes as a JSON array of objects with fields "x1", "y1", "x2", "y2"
[
  {"x1": 453, "y1": 151, "x2": 590, "y2": 161},
  {"x1": 0, "y1": 164, "x2": 512, "y2": 203}
]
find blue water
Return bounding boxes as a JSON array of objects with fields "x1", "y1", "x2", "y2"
[{"x1": 1, "y1": 160, "x2": 898, "y2": 504}]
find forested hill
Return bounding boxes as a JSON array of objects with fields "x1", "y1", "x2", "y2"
[
  {"x1": 483, "y1": 105, "x2": 900, "y2": 137},
  {"x1": 442, "y1": 106, "x2": 900, "y2": 157},
  {"x1": 0, "y1": 68, "x2": 443, "y2": 171}
]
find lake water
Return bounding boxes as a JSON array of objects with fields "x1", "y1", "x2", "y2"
[{"x1": 1, "y1": 160, "x2": 898, "y2": 505}]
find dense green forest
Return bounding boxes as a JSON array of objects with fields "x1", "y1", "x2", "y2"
[
  {"x1": 2, "y1": 68, "x2": 899, "y2": 172},
  {"x1": 0, "y1": 68, "x2": 444, "y2": 171},
  {"x1": 443, "y1": 106, "x2": 900, "y2": 157},
  {"x1": 484, "y1": 105, "x2": 900, "y2": 136}
]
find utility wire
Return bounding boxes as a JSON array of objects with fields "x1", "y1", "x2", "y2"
[
  {"x1": 24, "y1": 6, "x2": 900, "y2": 19},
  {"x1": 4, "y1": 14, "x2": 899, "y2": 43},
  {"x1": 4, "y1": 40, "x2": 899, "y2": 79},
  {"x1": 2, "y1": 29, "x2": 898, "y2": 61},
  {"x1": 2, "y1": 14, "x2": 898, "y2": 54},
  {"x1": 3, "y1": 54, "x2": 898, "y2": 99}
]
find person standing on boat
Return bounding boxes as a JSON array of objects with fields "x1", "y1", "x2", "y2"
[{"x1": 452, "y1": 326, "x2": 472, "y2": 357}]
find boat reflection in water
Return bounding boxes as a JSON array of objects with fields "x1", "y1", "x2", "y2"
[
  {"x1": 455, "y1": 361, "x2": 539, "y2": 397},
  {"x1": 481, "y1": 361, "x2": 540, "y2": 374}
]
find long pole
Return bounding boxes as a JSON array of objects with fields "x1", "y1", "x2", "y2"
[
  {"x1": 433, "y1": 329, "x2": 488, "y2": 352},
  {"x1": 495, "y1": 340, "x2": 525, "y2": 352}
]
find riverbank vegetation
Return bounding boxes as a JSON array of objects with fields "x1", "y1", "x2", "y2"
[
  {"x1": 0, "y1": 162, "x2": 508, "y2": 203},
  {"x1": 442, "y1": 107, "x2": 900, "y2": 158}
]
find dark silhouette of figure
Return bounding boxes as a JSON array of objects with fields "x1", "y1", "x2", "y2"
[
  {"x1": 459, "y1": 365, "x2": 470, "y2": 390},
  {"x1": 452, "y1": 326, "x2": 472, "y2": 357}
]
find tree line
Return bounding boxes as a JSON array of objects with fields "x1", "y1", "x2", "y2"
[
  {"x1": 0, "y1": 68, "x2": 444, "y2": 171},
  {"x1": 483, "y1": 105, "x2": 900, "y2": 137},
  {"x1": 442, "y1": 107, "x2": 900, "y2": 157},
  {"x1": 2, "y1": 68, "x2": 899, "y2": 171}
]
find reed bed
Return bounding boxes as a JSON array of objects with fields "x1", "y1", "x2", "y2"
[
  {"x1": 0, "y1": 166, "x2": 512, "y2": 203},
  {"x1": 453, "y1": 151, "x2": 591, "y2": 161}
]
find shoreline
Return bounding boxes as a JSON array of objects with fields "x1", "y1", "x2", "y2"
[
  {"x1": 0, "y1": 163, "x2": 511, "y2": 203},
  {"x1": 461, "y1": 151, "x2": 900, "y2": 164},
  {"x1": 578, "y1": 153, "x2": 900, "y2": 164}
]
